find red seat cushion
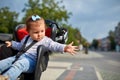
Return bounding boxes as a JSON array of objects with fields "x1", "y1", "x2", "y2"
[
  {"x1": 17, "y1": 28, "x2": 28, "y2": 41},
  {"x1": 17, "y1": 27, "x2": 52, "y2": 41},
  {"x1": 45, "y1": 27, "x2": 52, "y2": 37}
]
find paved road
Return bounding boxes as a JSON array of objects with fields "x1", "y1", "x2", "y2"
[{"x1": 40, "y1": 51, "x2": 107, "y2": 80}]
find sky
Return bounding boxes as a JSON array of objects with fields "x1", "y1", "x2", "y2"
[{"x1": 0, "y1": 0, "x2": 120, "y2": 43}]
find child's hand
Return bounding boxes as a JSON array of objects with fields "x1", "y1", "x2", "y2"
[
  {"x1": 5, "y1": 41, "x2": 12, "y2": 47},
  {"x1": 0, "y1": 75, "x2": 9, "y2": 80},
  {"x1": 64, "y1": 42, "x2": 80, "y2": 55}
]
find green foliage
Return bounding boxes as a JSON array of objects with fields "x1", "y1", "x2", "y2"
[
  {"x1": 62, "y1": 24, "x2": 87, "y2": 46},
  {"x1": 0, "y1": 7, "x2": 18, "y2": 33},
  {"x1": 91, "y1": 39, "x2": 98, "y2": 49},
  {"x1": 108, "y1": 30, "x2": 115, "y2": 50},
  {"x1": 21, "y1": 0, "x2": 72, "y2": 24},
  {"x1": 67, "y1": 26, "x2": 78, "y2": 45},
  {"x1": 0, "y1": 27, "x2": 8, "y2": 33}
]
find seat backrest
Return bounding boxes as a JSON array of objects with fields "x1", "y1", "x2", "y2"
[
  {"x1": 44, "y1": 20, "x2": 68, "y2": 43},
  {"x1": 14, "y1": 20, "x2": 68, "y2": 44},
  {"x1": 14, "y1": 24, "x2": 27, "y2": 42},
  {"x1": 14, "y1": 24, "x2": 53, "y2": 42}
]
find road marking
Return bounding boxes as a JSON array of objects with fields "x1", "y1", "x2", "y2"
[
  {"x1": 79, "y1": 66, "x2": 84, "y2": 71},
  {"x1": 94, "y1": 66, "x2": 103, "y2": 80},
  {"x1": 64, "y1": 63, "x2": 81, "y2": 80},
  {"x1": 64, "y1": 69, "x2": 77, "y2": 80},
  {"x1": 41, "y1": 61, "x2": 102, "y2": 80}
]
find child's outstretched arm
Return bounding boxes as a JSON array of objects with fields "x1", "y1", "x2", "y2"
[{"x1": 64, "y1": 42, "x2": 79, "y2": 55}]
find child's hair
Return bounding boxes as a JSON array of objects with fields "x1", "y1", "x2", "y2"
[{"x1": 26, "y1": 15, "x2": 46, "y2": 31}]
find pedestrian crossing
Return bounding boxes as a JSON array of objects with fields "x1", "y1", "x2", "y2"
[{"x1": 41, "y1": 61, "x2": 102, "y2": 80}]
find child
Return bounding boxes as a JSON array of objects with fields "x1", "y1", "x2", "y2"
[{"x1": 0, "y1": 15, "x2": 79, "y2": 80}]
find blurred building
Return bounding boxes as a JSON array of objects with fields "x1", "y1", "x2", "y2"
[
  {"x1": 114, "y1": 22, "x2": 120, "y2": 52},
  {"x1": 98, "y1": 37, "x2": 111, "y2": 51}
]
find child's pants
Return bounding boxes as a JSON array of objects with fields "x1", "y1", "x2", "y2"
[{"x1": 0, "y1": 54, "x2": 36, "y2": 80}]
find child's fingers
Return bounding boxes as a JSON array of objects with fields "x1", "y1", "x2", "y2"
[
  {"x1": 70, "y1": 51, "x2": 77, "y2": 55},
  {"x1": 72, "y1": 46, "x2": 80, "y2": 51},
  {"x1": 74, "y1": 48, "x2": 80, "y2": 51},
  {"x1": 5, "y1": 41, "x2": 10, "y2": 47},
  {"x1": 69, "y1": 41, "x2": 74, "y2": 45}
]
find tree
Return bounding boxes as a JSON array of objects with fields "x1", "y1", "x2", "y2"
[
  {"x1": 0, "y1": 7, "x2": 18, "y2": 33},
  {"x1": 108, "y1": 30, "x2": 115, "y2": 50},
  {"x1": 66, "y1": 25, "x2": 79, "y2": 45},
  {"x1": 91, "y1": 39, "x2": 98, "y2": 49},
  {"x1": 62, "y1": 24, "x2": 87, "y2": 45},
  {"x1": 21, "y1": 0, "x2": 72, "y2": 24}
]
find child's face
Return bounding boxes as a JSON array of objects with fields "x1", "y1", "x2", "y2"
[{"x1": 28, "y1": 23, "x2": 45, "y2": 41}]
